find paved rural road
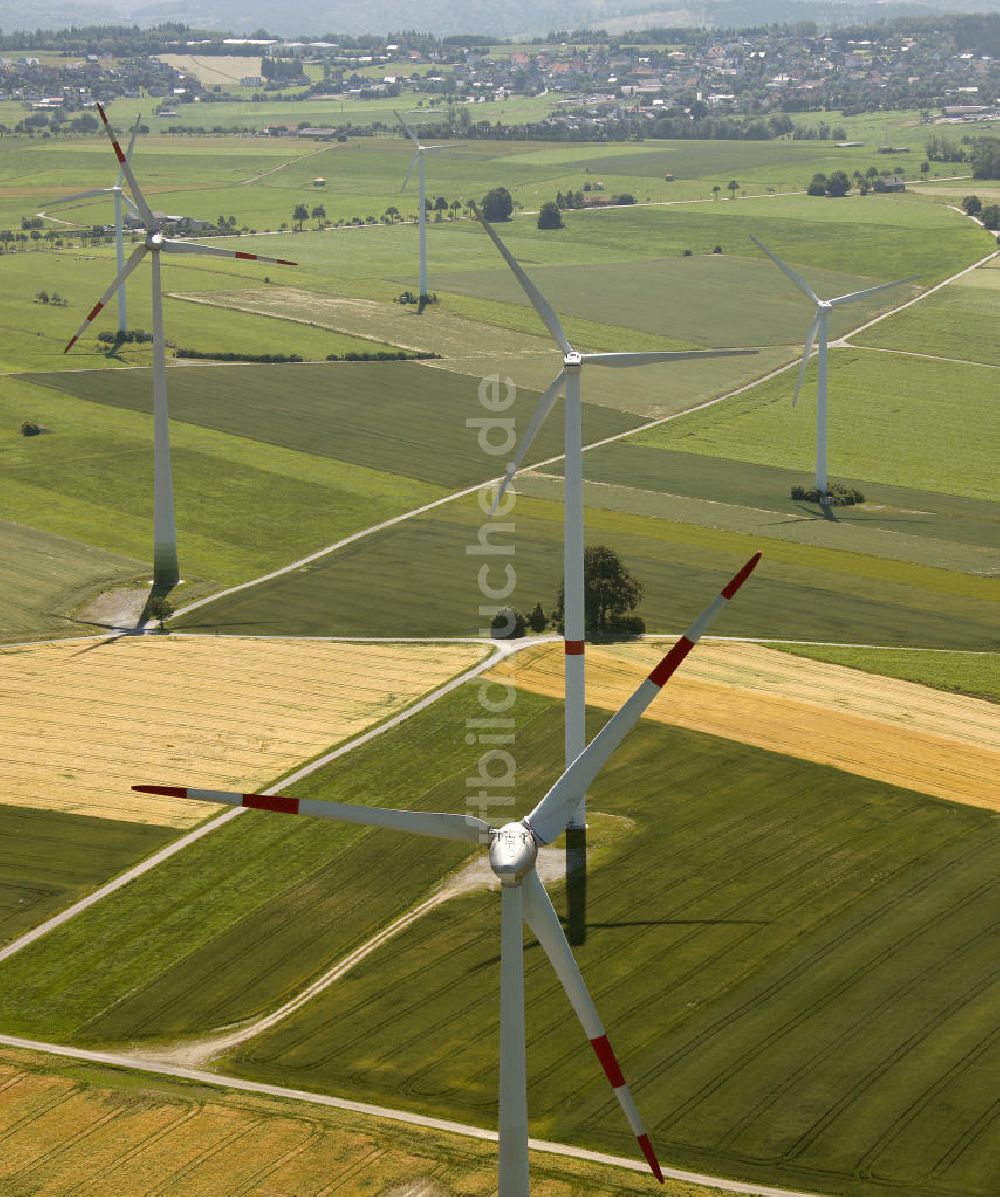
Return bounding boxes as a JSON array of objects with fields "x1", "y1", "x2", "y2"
[{"x1": 0, "y1": 1033, "x2": 822, "y2": 1197}]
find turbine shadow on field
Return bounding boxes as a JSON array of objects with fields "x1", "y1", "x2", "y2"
[{"x1": 575, "y1": 919, "x2": 773, "y2": 928}]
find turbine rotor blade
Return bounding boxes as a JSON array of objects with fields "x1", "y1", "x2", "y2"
[
  {"x1": 749, "y1": 234, "x2": 819, "y2": 304},
  {"x1": 96, "y1": 102, "x2": 155, "y2": 228},
  {"x1": 828, "y1": 275, "x2": 919, "y2": 307},
  {"x1": 522, "y1": 871, "x2": 664, "y2": 1184},
  {"x1": 64, "y1": 243, "x2": 148, "y2": 352},
  {"x1": 46, "y1": 187, "x2": 115, "y2": 206},
  {"x1": 393, "y1": 108, "x2": 420, "y2": 145},
  {"x1": 161, "y1": 239, "x2": 296, "y2": 266},
  {"x1": 523, "y1": 553, "x2": 762, "y2": 844},
  {"x1": 489, "y1": 370, "x2": 565, "y2": 517},
  {"x1": 474, "y1": 207, "x2": 572, "y2": 355},
  {"x1": 793, "y1": 312, "x2": 821, "y2": 408},
  {"x1": 132, "y1": 785, "x2": 490, "y2": 844},
  {"x1": 400, "y1": 149, "x2": 419, "y2": 192},
  {"x1": 583, "y1": 348, "x2": 757, "y2": 368},
  {"x1": 120, "y1": 113, "x2": 141, "y2": 182}
]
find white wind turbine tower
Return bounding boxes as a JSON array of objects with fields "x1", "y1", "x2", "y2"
[
  {"x1": 45, "y1": 115, "x2": 142, "y2": 334},
  {"x1": 478, "y1": 209, "x2": 756, "y2": 939},
  {"x1": 750, "y1": 234, "x2": 916, "y2": 500},
  {"x1": 395, "y1": 110, "x2": 451, "y2": 299},
  {"x1": 135, "y1": 551, "x2": 761, "y2": 1197},
  {"x1": 64, "y1": 103, "x2": 297, "y2": 591}
]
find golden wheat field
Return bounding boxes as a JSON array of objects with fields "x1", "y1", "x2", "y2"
[
  {"x1": 487, "y1": 641, "x2": 1000, "y2": 810},
  {"x1": 0, "y1": 1048, "x2": 712, "y2": 1197},
  {"x1": 0, "y1": 637, "x2": 487, "y2": 828}
]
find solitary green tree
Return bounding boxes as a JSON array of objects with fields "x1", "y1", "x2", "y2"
[
  {"x1": 537, "y1": 201, "x2": 564, "y2": 230},
  {"x1": 292, "y1": 203, "x2": 309, "y2": 230},
  {"x1": 311, "y1": 204, "x2": 326, "y2": 226},
  {"x1": 727, "y1": 179, "x2": 739, "y2": 199},
  {"x1": 553, "y1": 545, "x2": 645, "y2": 634},
  {"x1": 826, "y1": 170, "x2": 851, "y2": 197},
  {"x1": 962, "y1": 195, "x2": 983, "y2": 216},
  {"x1": 480, "y1": 186, "x2": 513, "y2": 222},
  {"x1": 527, "y1": 602, "x2": 547, "y2": 633}
]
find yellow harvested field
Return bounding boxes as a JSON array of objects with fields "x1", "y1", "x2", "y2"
[
  {"x1": 0, "y1": 1047, "x2": 711, "y2": 1196},
  {"x1": 488, "y1": 641, "x2": 1000, "y2": 810},
  {"x1": 0, "y1": 637, "x2": 487, "y2": 828}
]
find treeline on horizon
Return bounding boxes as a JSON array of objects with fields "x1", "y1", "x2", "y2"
[{"x1": 0, "y1": 11, "x2": 996, "y2": 54}]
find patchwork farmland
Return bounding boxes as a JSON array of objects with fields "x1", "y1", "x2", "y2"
[{"x1": 1, "y1": 88, "x2": 997, "y2": 1197}]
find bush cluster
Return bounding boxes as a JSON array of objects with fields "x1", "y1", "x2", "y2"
[
  {"x1": 791, "y1": 482, "x2": 866, "y2": 505},
  {"x1": 175, "y1": 349, "x2": 304, "y2": 362},
  {"x1": 325, "y1": 350, "x2": 441, "y2": 361}
]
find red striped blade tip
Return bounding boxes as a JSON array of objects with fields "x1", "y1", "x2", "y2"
[
  {"x1": 63, "y1": 337, "x2": 77, "y2": 354},
  {"x1": 133, "y1": 784, "x2": 185, "y2": 798},
  {"x1": 721, "y1": 551, "x2": 762, "y2": 600},
  {"x1": 647, "y1": 636, "x2": 695, "y2": 688},
  {"x1": 636, "y1": 1133, "x2": 664, "y2": 1184},
  {"x1": 275, "y1": 258, "x2": 297, "y2": 266}
]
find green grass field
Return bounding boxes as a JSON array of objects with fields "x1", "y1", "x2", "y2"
[
  {"x1": 0, "y1": 804, "x2": 175, "y2": 946},
  {"x1": 2, "y1": 376, "x2": 445, "y2": 589},
  {"x1": 177, "y1": 494, "x2": 999, "y2": 648},
  {"x1": 772, "y1": 644, "x2": 1000, "y2": 703},
  {"x1": 2, "y1": 682, "x2": 995, "y2": 1197},
  {"x1": 852, "y1": 267, "x2": 1000, "y2": 367},
  {"x1": 0, "y1": 520, "x2": 146, "y2": 641},
  {"x1": 636, "y1": 349, "x2": 1000, "y2": 500},
  {"x1": 25, "y1": 359, "x2": 640, "y2": 490},
  {"x1": 523, "y1": 444, "x2": 1000, "y2": 574}
]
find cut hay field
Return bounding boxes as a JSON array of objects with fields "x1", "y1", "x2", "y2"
[
  {"x1": 1, "y1": 376, "x2": 444, "y2": 591},
  {"x1": 0, "y1": 636, "x2": 486, "y2": 826},
  {"x1": 177, "y1": 494, "x2": 1000, "y2": 649},
  {"x1": 486, "y1": 640, "x2": 1000, "y2": 809},
  {"x1": 636, "y1": 348, "x2": 1000, "y2": 499},
  {"x1": 0, "y1": 520, "x2": 146, "y2": 642},
  {"x1": 773, "y1": 644, "x2": 1000, "y2": 704},
  {"x1": 201, "y1": 684, "x2": 996, "y2": 1197},
  {"x1": 0, "y1": 806, "x2": 174, "y2": 946},
  {"x1": 0, "y1": 1047, "x2": 708, "y2": 1196},
  {"x1": 852, "y1": 260, "x2": 1000, "y2": 366},
  {"x1": 25, "y1": 360, "x2": 640, "y2": 490}
]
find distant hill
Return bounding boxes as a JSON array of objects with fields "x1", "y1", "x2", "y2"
[{"x1": 1, "y1": 0, "x2": 997, "y2": 38}]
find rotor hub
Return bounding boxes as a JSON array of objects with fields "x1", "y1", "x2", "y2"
[
  {"x1": 489, "y1": 822, "x2": 538, "y2": 887},
  {"x1": 564, "y1": 351, "x2": 583, "y2": 368},
  {"x1": 148, "y1": 232, "x2": 163, "y2": 249}
]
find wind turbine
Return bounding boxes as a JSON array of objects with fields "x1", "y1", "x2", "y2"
[
  {"x1": 395, "y1": 110, "x2": 451, "y2": 299},
  {"x1": 749, "y1": 234, "x2": 916, "y2": 499},
  {"x1": 477, "y1": 209, "x2": 757, "y2": 941},
  {"x1": 64, "y1": 103, "x2": 296, "y2": 592},
  {"x1": 134, "y1": 551, "x2": 761, "y2": 1197},
  {"x1": 44, "y1": 114, "x2": 142, "y2": 334}
]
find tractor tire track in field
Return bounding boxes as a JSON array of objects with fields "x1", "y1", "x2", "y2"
[
  {"x1": 0, "y1": 639, "x2": 514, "y2": 966},
  {"x1": 0, "y1": 1034, "x2": 823, "y2": 1197}
]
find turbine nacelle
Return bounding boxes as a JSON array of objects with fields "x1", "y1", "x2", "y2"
[
  {"x1": 490, "y1": 823, "x2": 539, "y2": 886},
  {"x1": 149, "y1": 232, "x2": 164, "y2": 249},
  {"x1": 563, "y1": 350, "x2": 583, "y2": 368}
]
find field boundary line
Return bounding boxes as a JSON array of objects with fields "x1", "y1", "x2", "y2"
[
  {"x1": 0, "y1": 640, "x2": 513, "y2": 963},
  {"x1": 171, "y1": 352, "x2": 802, "y2": 623},
  {"x1": 844, "y1": 344, "x2": 1000, "y2": 370},
  {"x1": 838, "y1": 246, "x2": 1000, "y2": 345},
  {"x1": 0, "y1": 1033, "x2": 822, "y2": 1197},
  {"x1": 174, "y1": 244, "x2": 998, "y2": 626}
]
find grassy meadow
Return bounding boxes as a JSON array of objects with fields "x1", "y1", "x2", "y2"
[
  {"x1": 176, "y1": 493, "x2": 999, "y2": 648},
  {"x1": 0, "y1": 520, "x2": 146, "y2": 640},
  {"x1": 636, "y1": 348, "x2": 1000, "y2": 499},
  {"x1": 0, "y1": 805, "x2": 175, "y2": 946}
]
